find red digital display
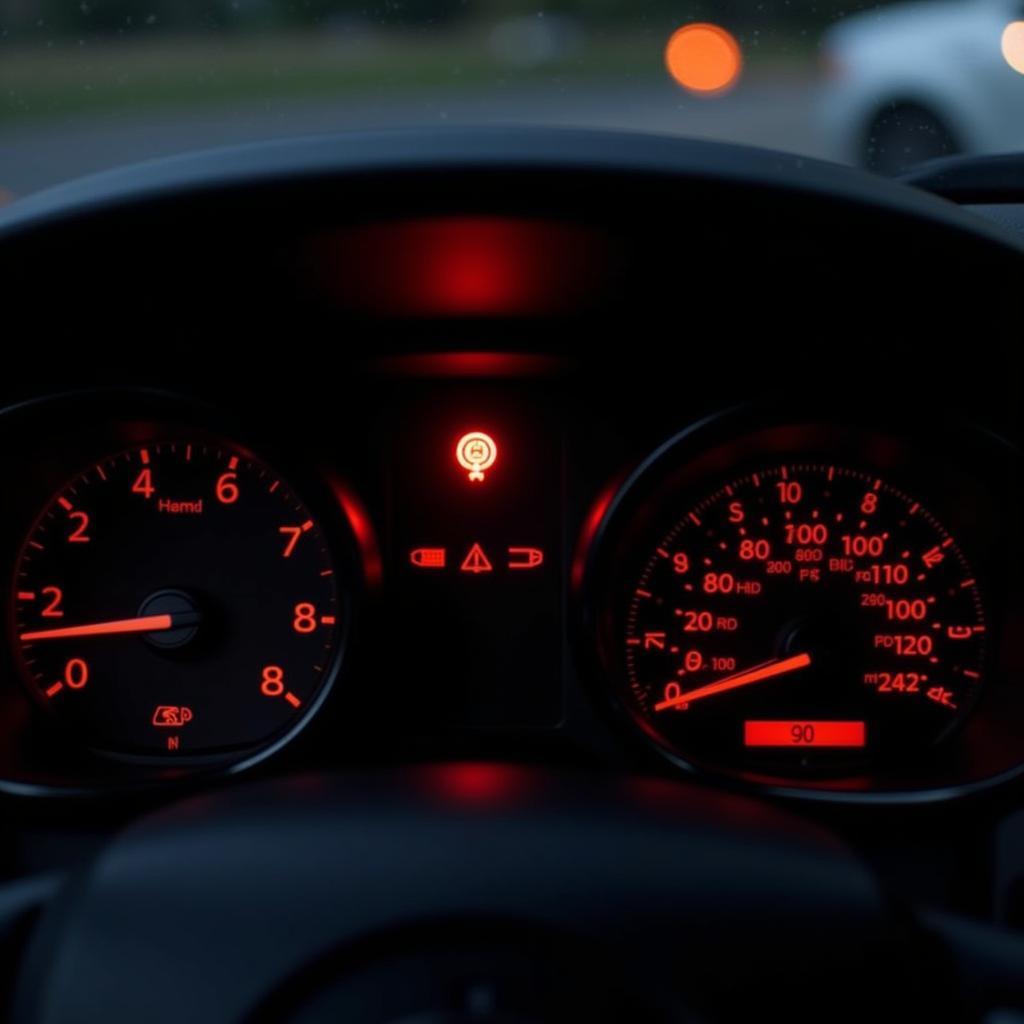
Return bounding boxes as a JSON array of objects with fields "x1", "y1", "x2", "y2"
[{"x1": 743, "y1": 720, "x2": 866, "y2": 748}]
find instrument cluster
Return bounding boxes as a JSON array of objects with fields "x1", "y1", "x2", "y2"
[
  {"x1": 0, "y1": 376, "x2": 1020, "y2": 804},
  {"x1": 581, "y1": 414, "x2": 1023, "y2": 798}
]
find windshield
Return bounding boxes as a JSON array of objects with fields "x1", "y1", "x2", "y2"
[{"x1": 2, "y1": 0, "x2": 1022, "y2": 199}]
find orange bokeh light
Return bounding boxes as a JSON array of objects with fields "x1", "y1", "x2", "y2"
[
  {"x1": 1002, "y1": 21, "x2": 1024, "y2": 74},
  {"x1": 664, "y1": 23, "x2": 742, "y2": 95}
]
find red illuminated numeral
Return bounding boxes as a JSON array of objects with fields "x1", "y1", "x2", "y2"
[
  {"x1": 703, "y1": 572, "x2": 735, "y2": 594},
  {"x1": 293, "y1": 603, "x2": 317, "y2": 634},
  {"x1": 132, "y1": 468, "x2": 155, "y2": 499},
  {"x1": 861, "y1": 492, "x2": 878, "y2": 515},
  {"x1": 792, "y1": 723, "x2": 815, "y2": 744},
  {"x1": 785, "y1": 523, "x2": 828, "y2": 545},
  {"x1": 64, "y1": 658, "x2": 88, "y2": 690},
  {"x1": 643, "y1": 632, "x2": 666, "y2": 651},
  {"x1": 842, "y1": 534, "x2": 885, "y2": 557},
  {"x1": 683, "y1": 649, "x2": 703, "y2": 671},
  {"x1": 868, "y1": 563, "x2": 909, "y2": 585},
  {"x1": 727, "y1": 501, "x2": 744, "y2": 523},
  {"x1": 672, "y1": 552, "x2": 690, "y2": 574},
  {"x1": 261, "y1": 664, "x2": 285, "y2": 697},
  {"x1": 887, "y1": 634, "x2": 934, "y2": 656},
  {"x1": 683, "y1": 611, "x2": 714, "y2": 632},
  {"x1": 41, "y1": 586, "x2": 64, "y2": 618},
  {"x1": 886, "y1": 598, "x2": 927, "y2": 621},
  {"x1": 877, "y1": 672, "x2": 922, "y2": 693},
  {"x1": 260, "y1": 665, "x2": 302, "y2": 708},
  {"x1": 279, "y1": 521, "x2": 313, "y2": 559},
  {"x1": 739, "y1": 539, "x2": 770, "y2": 560},
  {"x1": 67, "y1": 511, "x2": 90, "y2": 543},
  {"x1": 776, "y1": 481, "x2": 802, "y2": 504},
  {"x1": 216, "y1": 472, "x2": 239, "y2": 505},
  {"x1": 280, "y1": 527, "x2": 302, "y2": 558}
]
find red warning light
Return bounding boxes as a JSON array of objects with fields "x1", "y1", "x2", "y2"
[
  {"x1": 461, "y1": 543, "x2": 494, "y2": 574},
  {"x1": 410, "y1": 547, "x2": 447, "y2": 569},
  {"x1": 152, "y1": 705, "x2": 194, "y2": 728},
  {"x1": 456, "y1": 431, "x2": 497, "y2": 482},
  {"x1": 508, "y1": 547, "x2": 544, "y2": 570}
]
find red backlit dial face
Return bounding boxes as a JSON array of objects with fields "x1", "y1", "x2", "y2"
[
  {"x1": 622, "y1": 464, "x2": 986, "y2": 775},
  {"x1": 12, "y1": 441, "x2": 343, "y2": 759}
]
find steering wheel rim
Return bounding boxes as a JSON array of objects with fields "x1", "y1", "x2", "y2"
[{"x1": 11, "y1": 764, "x2": 932, "y2": 1023}]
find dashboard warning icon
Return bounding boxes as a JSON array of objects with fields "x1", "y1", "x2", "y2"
[{"x1": 460, "y1": 543, "x2": 493, "y2": 574}]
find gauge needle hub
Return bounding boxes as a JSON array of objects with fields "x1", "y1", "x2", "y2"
[
  {"x1": 20, "y1": 612, "x2": 200, "y2": 642},
  {"x1": 654, "y1": 652, "x2": 812, "y2": 712}
]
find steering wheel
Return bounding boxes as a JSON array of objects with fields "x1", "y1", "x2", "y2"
[{"x1": 4, "y1": 765, "x2": 1022, "y2": 1023}]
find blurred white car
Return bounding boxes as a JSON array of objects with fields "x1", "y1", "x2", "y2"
[{"x1": 820, "y1": 0, "x2": 1024, "y2": 174}]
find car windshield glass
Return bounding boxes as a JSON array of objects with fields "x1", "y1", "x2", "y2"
[{"x1": 1, "y1": 0, "x2": 1021, "y2": 199}]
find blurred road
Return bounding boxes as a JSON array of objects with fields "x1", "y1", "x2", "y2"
[{"x1": 0, "y1": 69, "x2": 830, "y2": 197}]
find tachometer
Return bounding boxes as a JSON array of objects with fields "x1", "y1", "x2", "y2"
[
  {"x1": 617, "y1": 463, "x2": 986, "y2": 775},
  {"x1": 12, "y1": 439, "x2": 344, "y2": 759}
]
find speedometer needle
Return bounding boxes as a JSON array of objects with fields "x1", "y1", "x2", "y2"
[
  {"x1": 654, "y1": 652, "x2": 812, "y2": 712},
  {"x1": 20, "y1": 613, "x2": 197, "y2": 642}
]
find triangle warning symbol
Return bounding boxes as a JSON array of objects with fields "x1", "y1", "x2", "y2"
[{"x1": 460, "y1": 543, "x2": 493, "y2": 574}]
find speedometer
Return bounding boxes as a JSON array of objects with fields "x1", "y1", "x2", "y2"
[{"x1": 616, "y1": 463, "x2": 986, "y2": 775}]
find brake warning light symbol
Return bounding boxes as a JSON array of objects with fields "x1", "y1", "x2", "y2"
[{"x1": 456, "y1": 431, "x2": 497, "y2": 482}]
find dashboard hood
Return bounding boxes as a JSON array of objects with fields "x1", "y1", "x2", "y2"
[{"x1": 1, "y1": 128, "x2": 1021, "y2": 257}]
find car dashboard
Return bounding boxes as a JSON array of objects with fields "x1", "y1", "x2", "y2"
[{"x1": 0, "y1": 128, "x2": 1022, "y2": 1023}]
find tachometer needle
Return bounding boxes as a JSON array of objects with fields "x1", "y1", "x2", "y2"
[
  {"x1": 654, "y1": 652, "x2": 812, "y2": 712},
  {"x1": 20, "y1": 613, "x2": 198, "y2": 642}
]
